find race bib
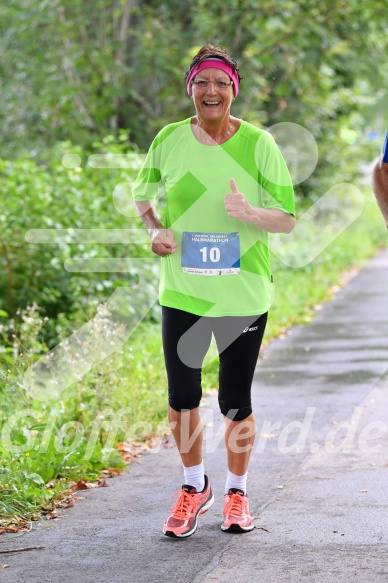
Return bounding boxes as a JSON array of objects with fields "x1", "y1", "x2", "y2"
[{"x1": 181, "y1": 232, "x2": 240, "y2": 275}]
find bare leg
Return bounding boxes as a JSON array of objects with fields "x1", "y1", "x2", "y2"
[
  {"x1": 224, "y1": 413, "x2": 256, "y2": 475},
  {"x1": 168, "y1": 405, "x2": 203, "y2": 467}
]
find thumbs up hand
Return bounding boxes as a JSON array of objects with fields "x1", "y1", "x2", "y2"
[{"x1": 224, "y1": 178, "x2": 255, "y2": 223}]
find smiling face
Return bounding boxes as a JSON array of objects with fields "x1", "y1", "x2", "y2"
[{"x1": 191, "y1": 67, "x2": 234, "y2": 126}]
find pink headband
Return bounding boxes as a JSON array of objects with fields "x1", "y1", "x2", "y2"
[{"x1": 186, "y1": 58, "x2": 239, "y2": 97}]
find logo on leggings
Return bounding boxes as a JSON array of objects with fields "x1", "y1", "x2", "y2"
[{"x1": 243, "y1": 326, "x2": 258, "y2": 333}]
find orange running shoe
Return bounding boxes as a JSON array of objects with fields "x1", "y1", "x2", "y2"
[
  {"x1": 221, "y1": 488, "x2": 255, "y2": 533},
  {"x1": 163, "y1": 475, "x2": 214, "y2": 538}
]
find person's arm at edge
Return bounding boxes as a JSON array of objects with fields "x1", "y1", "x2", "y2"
[
  {"x1": 372, "y1": 157, "x2": 388, "y2": 227},
  {"x1": 372, "y1": 130, "x2": 388, "y2": 226}
]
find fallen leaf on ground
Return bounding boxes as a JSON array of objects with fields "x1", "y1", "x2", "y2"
[
  {"x1": 1, "y1": 565, "x2": 10, "y2": 568},
  {"x1": 56, "y1": 497, "x2": 75, "y2": 509},
  {"x1": 358, "y1": 489, "x2": 368, "y2": 493},
  {"x1": 97, "y1": 479, "x2": 109, "y2": 488},
  {"x1": 115, "y1": 440, "x2": 150, "y2": 463},
  {"x1": 0, "y1": 519, "x2": 32, "y2": 535},
  {"x1": 75, "y1": 480, "x2": 96, "y2": 490},
  {"x1": 101, "y1": 468, "x2": 123, "y2": 477}
]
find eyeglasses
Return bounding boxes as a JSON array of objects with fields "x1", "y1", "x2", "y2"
[{"x1": 192, "y1": 79, "x2": 233, "y2": 90}]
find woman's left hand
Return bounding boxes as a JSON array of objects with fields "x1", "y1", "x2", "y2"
[{"x1": 224, "y1": 178, "x2": 254, "y2": 223}]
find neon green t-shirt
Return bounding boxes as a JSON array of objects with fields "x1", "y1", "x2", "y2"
[{"x1": 133, "y1": 118, "x2": 295, "y2": 317}]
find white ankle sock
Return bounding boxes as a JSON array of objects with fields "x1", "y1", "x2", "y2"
[
  {"x1": 183, "y1": 462, "x2": 205, "y2": 492},
  {"x1": 225, "y1": 470, "x2": 247, "y2": 495}
]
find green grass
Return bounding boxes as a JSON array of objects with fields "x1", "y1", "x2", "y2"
[
  {"x1": 0, "y1": 317, "x2": 167, "y2": 528},
  {"x1": 1, "y1": 187, "x2": 387, "y2": 528},
  {"x1": 267, "y1": 190, "x2": 387, "y2": 339}
]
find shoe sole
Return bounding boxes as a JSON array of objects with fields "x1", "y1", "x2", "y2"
[
  {"x1": 221, "y1": 522, "x2": 254, "y2": 533},
  {"x1": 163, "y1": 494, "x2": 215, "y2": 538}
]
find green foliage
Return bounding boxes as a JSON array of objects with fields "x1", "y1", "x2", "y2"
[
  {"x1": 0, "y1": 305, "x2": 167, "y2": 526},
  {"x1": 1, "y1": 0, "x2": 387, "y2": 167},
  {"x1": 0, "y1": 134, "x2": 159, "y2": 344}
]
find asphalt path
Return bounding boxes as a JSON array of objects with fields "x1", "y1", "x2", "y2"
[{"x1": 2, "y1": 250, "x2": 388, "y2": 583}]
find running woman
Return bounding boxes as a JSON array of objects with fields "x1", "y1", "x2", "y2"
[{"x1": 134, "y1": 44, "x2": 295, "y2": 537}]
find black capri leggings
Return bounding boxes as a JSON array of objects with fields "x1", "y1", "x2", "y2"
[{"x1": 162, "y1": 306, "x2": 268, "y2": 421}]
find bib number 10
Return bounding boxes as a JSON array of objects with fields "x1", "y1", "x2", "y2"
[
  {"x1": 181, "y1": 231, "x2": 240, "y2": 275},
  {"x1": 200, "y1": 246, "x2": 220, "y2": 263}
]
